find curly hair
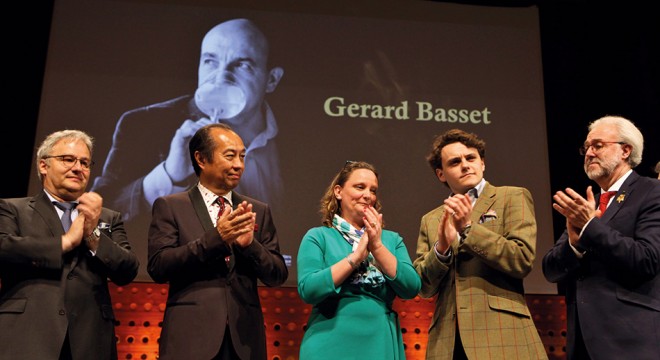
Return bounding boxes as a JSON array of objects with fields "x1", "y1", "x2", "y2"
[{"x1": 426, "y1": 128, "x2": 486, "y2": 171}]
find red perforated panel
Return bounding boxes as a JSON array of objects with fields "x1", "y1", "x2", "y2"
[{"x1": 110, "y1": 283, "x2": 566, "y2": 360}]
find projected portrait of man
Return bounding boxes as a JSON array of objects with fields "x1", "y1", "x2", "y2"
[{"x1": 91, "y1": 18, "x2": 284, "y2": 224}]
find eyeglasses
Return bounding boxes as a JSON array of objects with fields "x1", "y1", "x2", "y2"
[
  {"x1": 579, "y1": 141, "x2": 625, "y2": 156},
  {"x1": 43, "y1": 155, "x2": 94, "y2": 170}
]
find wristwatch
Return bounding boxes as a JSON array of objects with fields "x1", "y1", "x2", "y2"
[
  {"x1": 458, "y1": 223, "x2": 472, "y2": 243},
  {"x1": 87, "y1": 227, "x2": 101, "y2": 243}
]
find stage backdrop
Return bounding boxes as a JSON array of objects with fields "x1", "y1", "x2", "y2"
[{"x1": 29, "y1": 0, "x2": 554, "y2": 293}]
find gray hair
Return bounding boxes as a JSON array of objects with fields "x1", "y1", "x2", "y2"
[
  {"x1": 589, "y1": 115, "x2": 643, "y2": 168},
  {"x1": 36, "y1": 130, "x2": 94, "y2": 180}
]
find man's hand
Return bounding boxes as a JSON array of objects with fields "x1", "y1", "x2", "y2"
[
  {"x1": 216, "y1": 201, "x2": 256, "y2": 248},
  {"x1": 565, "y1": 218, "x2": 582, "y2": 247},
  {"x1": 77, "y1": 191, "x2": 102, "y2": 238},
  {"x1": 164, "y1": 118, "x2": 214, "y2": 183},
  {"x1": 435, "y1": 209, "x2": 457, "y2": 254},
  {"x1": 443, "y1": 193, "x2": 473, "y2": 234},
  {"x1": 62, "y1": 215, "x2": 84, "y2": 253},
  {"x1": 553, "y1": 186, "x2": 598, "y2": 248},
  {"x1": 553, "y1": 186, "x2": 598, "y2": 230}
]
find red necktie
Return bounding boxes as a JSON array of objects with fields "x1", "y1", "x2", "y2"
[
  {"x1": 597, "y1": 191, "x2": 617, "y2": 217},
  {"x1": 215, "y1": 196, "x2": 226, "y2": 215},
  {"x1": 215, "y1": 197, "x2": 232, "y2": 267}
]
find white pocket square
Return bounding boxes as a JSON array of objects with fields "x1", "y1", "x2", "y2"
[{"x1": 479, "y1": 210, "x2": 498, "y2": 223}]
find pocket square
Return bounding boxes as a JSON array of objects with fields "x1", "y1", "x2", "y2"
[
  {"x1": 479, "y1": 210, "x2": 497, "y2": 224},
  {"x1": 97, "y1": 222, "x2": 111, "y2": 232}
]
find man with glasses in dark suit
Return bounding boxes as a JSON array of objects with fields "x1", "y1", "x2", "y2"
[
  {"x1": 543, "y1": 115, "x2": 660, "y2": 360},
  {"x1": 0, "y1": 129, "x2": 139, "y2": 360}
]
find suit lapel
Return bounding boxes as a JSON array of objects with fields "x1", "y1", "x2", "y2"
[
  {"x1": 31, "y1": 192, "x2": 65, "y2": 236},
  {"x1": 230, "y1": 192, "x2": 242, "y2": 211},
  {"x1": 33, "y1": 191, "x2": 82, "y2": 270},
  {"x1": 190, "y1": 188, "x2": 240, "y2": 270},
  {"x1": 600, "y1": 171, "x2": 638, "y2": 222},
  {"x1": 227, "y1": 192, "x2": 244, "y2": 270},
  {"x1": 188, "y1": 187, "x2": 215, "y2": 233}
]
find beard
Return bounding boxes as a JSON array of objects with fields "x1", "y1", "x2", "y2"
[{"x1": 584, "y1": 156, "x2": 618, "y2": 180}]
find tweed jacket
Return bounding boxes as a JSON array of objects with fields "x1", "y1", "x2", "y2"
[{"x1": 414, "y1": 182, "x2": 547, "y2": 360}]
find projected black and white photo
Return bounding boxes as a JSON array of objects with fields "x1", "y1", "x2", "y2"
[
  {"x1": 90, "y1": 18, "x2": 285, "y2": 236},
  {"x1": 31, "y1": 0, "x2": 554, "y2": 292}
]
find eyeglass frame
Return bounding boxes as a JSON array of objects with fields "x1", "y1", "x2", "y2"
[
  {"x1": 578, "y1": 141, "x2": 625, "y2": 156},
  {"x1": 43, "y1": 154, "x2": 95, "y2": 170}
]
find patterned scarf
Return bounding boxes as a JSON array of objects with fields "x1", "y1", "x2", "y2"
[{"x1": 333, "y1": 214, "x2": 385, "y2": 288}]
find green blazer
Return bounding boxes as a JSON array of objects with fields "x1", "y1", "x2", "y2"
[{"x1": 414, "y1": 182, "x2": 547, "y2": 360}]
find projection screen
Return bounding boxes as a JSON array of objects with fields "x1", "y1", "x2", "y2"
[{"x1": 29, "y1": 0, "x2": 555, "y2": 293}]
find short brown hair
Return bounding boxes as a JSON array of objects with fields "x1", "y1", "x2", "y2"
[{"x1": 426, "y1": 128, "x2": 486, "y2": 171}]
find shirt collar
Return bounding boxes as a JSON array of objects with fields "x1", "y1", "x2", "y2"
[
  {"x1": 472, "y1": 178, "x2": 486, "y2": 198},
  {"x1": 601, "y1": 169, "x2": 632, "y2": 193},
  {"x1": 43, "y1": 189, "x2": 78, "y2": 205},
  {"x1": 448, "y1": 178, "x2": 485, "y2": 206},
  {"x1": 197, "y1": 183, "x2": 232, "y2": 208}
]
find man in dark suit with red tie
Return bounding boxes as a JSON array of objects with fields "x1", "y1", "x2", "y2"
[
  {"x1": 543, "y1": 115, "x2": 660, "y2": 360},
  {"x1": 0, "y1": 129, "x2": 139, "y2": 360},
  {"x1": 147, "y1": 123, "x2": 288, "y2": 359}
]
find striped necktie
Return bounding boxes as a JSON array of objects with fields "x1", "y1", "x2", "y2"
[{"x1": 467, "y1": 188, "x2": 478, "y2": 205}]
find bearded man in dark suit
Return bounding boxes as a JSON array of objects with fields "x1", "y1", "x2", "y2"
[{"x1": 543, "y1": 115, "x2": 660, "y2": 360}]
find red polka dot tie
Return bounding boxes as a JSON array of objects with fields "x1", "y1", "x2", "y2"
[{"x1": 215, "y1": 196, "x2": 226, "y2": 215}]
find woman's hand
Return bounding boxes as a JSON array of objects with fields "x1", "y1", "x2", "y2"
[{"x1": 363, "y1": 205, "x2": 383, "y2": 253}]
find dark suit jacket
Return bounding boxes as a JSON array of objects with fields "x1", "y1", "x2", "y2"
[
  {"x1": 147, "y1": 187, "x2": 288, "y2": 360},
  {"x1": 543, "y1": 171, "x2": 660, "y2": 360},
  {"x1": 0, "y1": 191, "x2": 139, "y2": 360}
]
